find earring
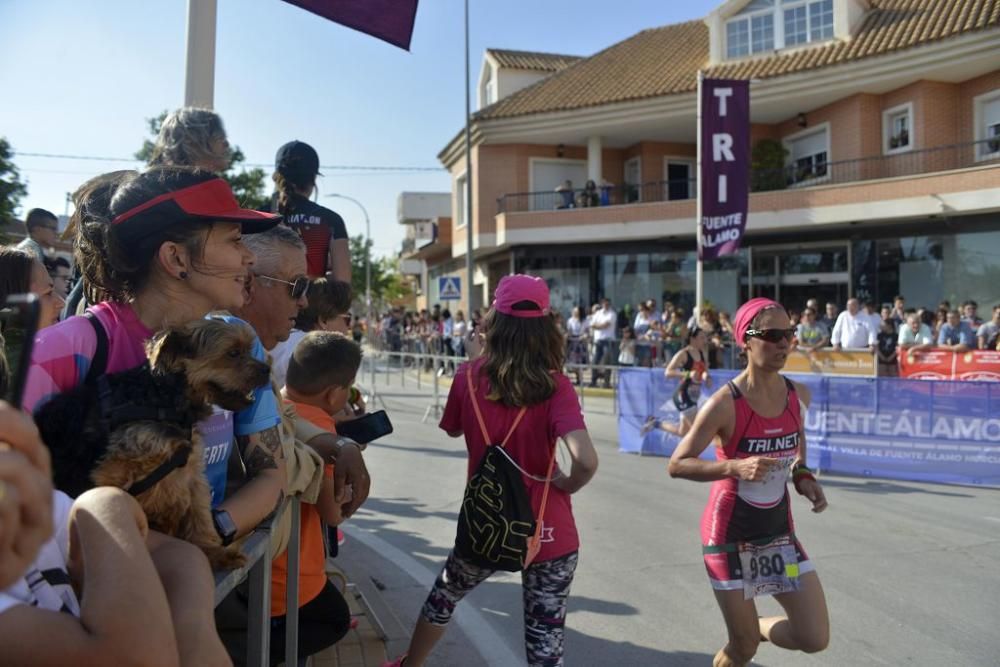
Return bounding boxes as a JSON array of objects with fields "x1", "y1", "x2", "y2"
[{"x1": 179, "y1": 271, "x2": 189, "y2": 280}]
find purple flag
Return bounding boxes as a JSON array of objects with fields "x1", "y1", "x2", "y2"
[
  {"x1": 281, "y1": 0, "x2": 419, "y2": 51},
  {"x1": 699, "y1": 78, "x2": 750, "y2": 260}
]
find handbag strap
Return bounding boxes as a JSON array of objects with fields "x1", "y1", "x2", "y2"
[{"x1": 467, "y1": 364, "x2": 526, "y2": 449}]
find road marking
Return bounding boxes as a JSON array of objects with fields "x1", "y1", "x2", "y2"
[{"x1": 344, "y1": 525, "x2": 523, "y2": 667}]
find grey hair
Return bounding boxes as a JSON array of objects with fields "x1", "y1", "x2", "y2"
[
  {"x1": 149, "y1": 107, "x2": 227, "y2": 170},
  {"x1": 243, "y1": 225, "x2": 306, "y2": 275}
]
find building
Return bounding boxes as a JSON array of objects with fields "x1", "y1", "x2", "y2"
[
  {"x1": 424, "y1": 0, "x2": 1000, "y2": 318},
  {"x1": 397, "y1": 192, "x2": 453, "y2": 311}
]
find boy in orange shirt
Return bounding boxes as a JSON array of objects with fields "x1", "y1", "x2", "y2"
[{"x1": 270, "y1": 331, "x2": 363, "y2": 664}]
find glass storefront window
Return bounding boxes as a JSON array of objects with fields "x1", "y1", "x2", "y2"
[{"x1": 876, "y1": 230, "x2": 1000, "y2": 310}]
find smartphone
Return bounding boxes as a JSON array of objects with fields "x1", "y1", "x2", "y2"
[
  {"x1": 0, "y1": 294, "x2": 40, "y2": 407},
  {"x1": 335, "y1": 409, "x2": 393, "y2": 444}
]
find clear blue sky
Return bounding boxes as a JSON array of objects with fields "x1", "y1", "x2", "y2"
[{"x1": 1, "y1": 0, "x2": 709, "y2": 258}]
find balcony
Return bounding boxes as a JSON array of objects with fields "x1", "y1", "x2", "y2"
[
  {"x1": 497, "y1": 139, "x2": 1000, "y2": 214},
  {"x1": 492, "y1": 140, "x2": 1000, "y2": 247}
]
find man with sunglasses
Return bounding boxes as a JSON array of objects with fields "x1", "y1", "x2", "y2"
[
  {"x1": 16, "y1": 208, "x2": 59, "y2": 262},
  {"x1": 219, "y1": 226, "x2": 370, "y2": 664},
  {"x1": 830, "y1": 298, "x2": 876, "y2": 352}
]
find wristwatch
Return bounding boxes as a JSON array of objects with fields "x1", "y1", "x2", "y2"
[{"x1": 211, "y1": 508, "x2": 237, "y2": 546}]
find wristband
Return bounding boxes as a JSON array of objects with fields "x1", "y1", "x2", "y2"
[{"x1": 792, "y1": 464, "x2": 816, "y2": 495}]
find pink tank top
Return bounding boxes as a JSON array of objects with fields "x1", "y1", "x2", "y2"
[{"x1": 715, "y1": 378, "x2": 802, "y2": 509}]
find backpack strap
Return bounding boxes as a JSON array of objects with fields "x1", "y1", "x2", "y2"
[
  {"x1": 82, "y1": 310, "x2": 108, "y2": 386},
  {"x1": 466, "y1": 364, "x2": 526, "y2": 449}
]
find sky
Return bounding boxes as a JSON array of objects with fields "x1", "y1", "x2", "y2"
[{"x1": 0, "y1": 0, "x2": 709, "y2": 258}]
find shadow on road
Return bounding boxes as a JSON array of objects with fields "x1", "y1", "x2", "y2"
[
  {"x1": 569, "y1": 595, "x2": 639, "y2": 616},
  {"x1": 564, "y1": 630, "x2": 724, "y2": 666},
  {"x1": 818, "y1": 476, "x2": 975, "y2": 497},
  {"x1": 373, "y1": 442, "x2": 468, "y2": 459}
]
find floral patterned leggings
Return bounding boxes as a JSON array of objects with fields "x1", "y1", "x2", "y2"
[{"x1": 420, "y1": 549, "x2": 579, "y2": 667}]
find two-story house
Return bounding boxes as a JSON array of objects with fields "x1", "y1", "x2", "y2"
[{"x1": 426, "y1": 0, "x2": 1000, "y2": 318}]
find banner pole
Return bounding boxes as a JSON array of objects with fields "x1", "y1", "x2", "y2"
[{"x1": 695, "y1": 70, "x2": 704, "y2": 315}]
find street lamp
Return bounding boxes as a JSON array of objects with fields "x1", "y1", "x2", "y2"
[{"x1": 326, "y1": 193, "x2": 371, "y2": 340}]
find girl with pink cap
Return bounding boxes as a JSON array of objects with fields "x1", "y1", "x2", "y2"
[
  {"x1": 386, "y1": 275, "x2": 599, "y2": 667},
  {"x1": 668, "y1": 298, "x2": 830, "y2": 667}
]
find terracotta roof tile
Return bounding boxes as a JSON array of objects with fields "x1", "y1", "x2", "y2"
[
  {"x1": 486, "y1": 48, "x2": 582, "y2": 72},
  {"x1": 475, "y1": 0, "x2": 1000, "y2": 121}
]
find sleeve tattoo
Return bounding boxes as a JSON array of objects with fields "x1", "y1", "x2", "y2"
[{"x1": 237, "y1": 426, "x2": 283, "y2": 476}]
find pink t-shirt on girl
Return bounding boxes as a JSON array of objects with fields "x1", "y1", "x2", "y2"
[{"x1": 440, "y1": 358, "x2": 587, "y2": 562}]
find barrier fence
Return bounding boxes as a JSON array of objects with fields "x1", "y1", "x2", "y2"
[
  {"x1": 213, "y1": 497, "x2": 301, "y2": 667},
  {"x1": 618, "y1": 368, "x2": 1000, "y2": 488}
]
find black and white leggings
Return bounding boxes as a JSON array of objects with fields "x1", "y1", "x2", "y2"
[{"x1": 420, "y1": 549, "x2": 579, "y2": 667}]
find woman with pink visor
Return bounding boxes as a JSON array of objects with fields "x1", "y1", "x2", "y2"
[{"x1": 668, "y1": 298, "x2": 830, "y2": 667}]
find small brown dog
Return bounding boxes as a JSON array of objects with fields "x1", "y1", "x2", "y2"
[{"x1": 37, "y1": 318, "x2": 272, "y2": 570}]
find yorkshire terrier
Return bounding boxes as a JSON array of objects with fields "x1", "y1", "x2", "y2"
[{"x1": 35, "y1": 318, "x2": 272, "y2": 570}]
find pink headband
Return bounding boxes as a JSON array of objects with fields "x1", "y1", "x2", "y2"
[{"x1": 733, "y1": 298, "x2": 784, "y2": 348}]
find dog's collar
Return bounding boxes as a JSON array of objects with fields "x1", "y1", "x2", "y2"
[{"x1": 126, "y1": 443, "x2": 193, "y2": 497}]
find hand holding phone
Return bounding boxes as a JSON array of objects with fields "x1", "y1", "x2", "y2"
[
  {"x1": 335, "y1": 409, "x2": 393, "y2": 444},
  {"x1": 0, "y1": 294, "x2": 41, "y2": 408}
]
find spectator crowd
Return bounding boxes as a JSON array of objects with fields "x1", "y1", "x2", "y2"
[{"x1": 0, "y1": 107, "x2": 372, "y2": 666}]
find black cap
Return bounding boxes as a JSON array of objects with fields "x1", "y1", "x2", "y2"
[{"x1": 275, "y1": 140, "x2": 322, "y2": 182}]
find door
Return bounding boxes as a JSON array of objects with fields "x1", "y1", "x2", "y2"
[
  {"x1": 744, "y1": 244, "x2": 849, "y2": 311},
  {"x1": 530, "y1": 159, "x2": 587, "y2": 210},
  {"x1": 663, "y1": 158, "x2": 695, "y2": 200},
  {"x1": 624, "y1": 157, "x2": 642, "y2": 203}
]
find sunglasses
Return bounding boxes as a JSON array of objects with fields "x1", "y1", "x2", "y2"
[
  {"x1": 254, "y1": 273, "x2": 309, "y2": 300},
  {"x1": 745, "y1": 327, "x2": 796, "y2": 343}
]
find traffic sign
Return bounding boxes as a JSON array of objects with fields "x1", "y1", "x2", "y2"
[{"x1": 439, "y1": 276, "x2": 461, "y2": 300}]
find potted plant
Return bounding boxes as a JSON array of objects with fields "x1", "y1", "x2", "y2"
[{"x1": 750, "y1": 139, "x2": 789, "y2": 192}]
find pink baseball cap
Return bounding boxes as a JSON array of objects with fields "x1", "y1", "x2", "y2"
[{"x1": 493, "y1": 275, "x2": 550, "y2": 318}]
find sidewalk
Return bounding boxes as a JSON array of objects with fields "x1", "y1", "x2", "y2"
[{"x1": 307, "y1": 530, "x2": 485, "y2": 667}]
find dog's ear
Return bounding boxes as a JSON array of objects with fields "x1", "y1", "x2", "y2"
[{"x1": 147, "y1": 325, "x2": 195, "y2": 373}]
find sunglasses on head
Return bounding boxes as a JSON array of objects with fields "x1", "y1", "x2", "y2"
[
  {"x1": 254, "y1": 273, "x2": 309, "y2": 300},
  {"x1": 745, "y1": 327, "x2": 796, "y2": 343}
]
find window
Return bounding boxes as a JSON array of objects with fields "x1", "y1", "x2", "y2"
[
  {"x1": 726, "y1": 20, "x2": 750, "y2": 58},
  {"x1": 455, "y1": 173, "x2": 467, "y2": 228},
  {"x1": 808, "y1": 0, "x2": 834, "y2": 41},
  {"x1": 784, "y1": 5, "x2": 808, "y2": 46},
  {"x1": 785, "y1": 125, "x2": 829, "y2": 185},
  {"x1": 729, "y1": 0, "x2": 834, "y2": 59},
  {"x1": 751, "y1": 14, "x2": 775, "y2": 53},
  {"x1": 974, "y1": 91, "x2": 1000, "y2": 160},
  {"x1": 882, "y1": 103, "x2": 913, "y2": 154}
]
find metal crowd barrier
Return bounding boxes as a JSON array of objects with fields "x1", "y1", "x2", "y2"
[{"x1": 214, "y1": 496, "x2": 301, "y2": 667}]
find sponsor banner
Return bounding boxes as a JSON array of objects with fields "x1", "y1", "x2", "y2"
[
  {"x1": 699, "y1": 78, "x2": 750, "y2": 260},
  {"x1": 783, "y1": 349, "x2": 876, "y2": 377},
  {"x1": 899, "y1": 349, "x2": 1000, "y2": 381},
  {"x1": 617, "y1": 368, "x2": 1000, "y2": 488}
]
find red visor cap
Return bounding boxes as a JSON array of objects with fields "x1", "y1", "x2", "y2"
[{"x1": 110, "y1": 178, "x2": 281, "y2": 240}]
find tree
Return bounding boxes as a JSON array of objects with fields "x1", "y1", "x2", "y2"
[
  {"x1": 136, "y1": 111, "x2": 270, "y2": 210},
  {"x1": 349, "y1": 234, "x2": 410, "y2": 311},
  {"x1": 0, "y1": 137, "x2": 28, "y2": 227}
]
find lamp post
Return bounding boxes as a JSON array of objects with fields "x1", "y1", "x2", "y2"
[{"x1": 326, "y1": 193, "x2": 371, "y2": 340}]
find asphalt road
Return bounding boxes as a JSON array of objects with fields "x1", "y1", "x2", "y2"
[{"x1": 343, "y1": 374, "x2": 999, "y2": 666}]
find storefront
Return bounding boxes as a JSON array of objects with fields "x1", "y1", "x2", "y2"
[{"x1": 512, "y1": 214, "x2": 1000, "y2": 318}]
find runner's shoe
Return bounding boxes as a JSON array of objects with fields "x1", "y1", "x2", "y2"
[
  {"x1": 639, "y1": 416, "x2": 658, "y2": 436},
  {"x1": 381, "y1": 655, "x2": 407, "y2": 667}
]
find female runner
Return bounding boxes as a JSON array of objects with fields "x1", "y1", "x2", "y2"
[
  {"x1": 641, "y1": 326, "x2": 712, "y2": 437},
  {"x1": 668, "y1": 298, "x2": 829, "y2": 667}
]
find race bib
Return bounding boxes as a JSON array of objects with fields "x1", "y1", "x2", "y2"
[{"x1": 738, "y1": 535, "x2": 800, "y2": 600}]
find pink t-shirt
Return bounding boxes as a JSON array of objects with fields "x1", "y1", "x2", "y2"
[
  {"x1": 440, "y1": 358, "x2": 586, "y2": 562},
  {"x1": 23, "y1": 301, "x2": 152, "y2": 412}
]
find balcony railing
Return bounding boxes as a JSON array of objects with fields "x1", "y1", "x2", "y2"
[{"x1": 496, "y1": 139, "x2": 1000, "y2": 215}]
